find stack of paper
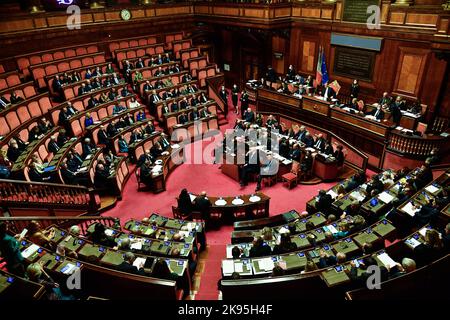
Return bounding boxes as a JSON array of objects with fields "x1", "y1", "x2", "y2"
[
  {"x1": 234, "y1": 263, "x2": 244, "y2": 273},
  {"x1": 258, "y1": 258, "x2": 275, "y2": 271},
  {"x1": 222, "y1": 260, "x2": 234, "y2": 275},
  {"x1": 131, "y1": 240, "x2": 143, "y2": 250},
  {"x1": 379, "y1": 192, "x2": 394, "y2": 204},
  {"x1": 21, "y1": 244, "x2": 40, "y2": 259},
  {"x1": 132, "y1": 257, "x2": 146, "y2": 269},
  {"x1": 425, "y1": 185, "x2": 439, "y2": 195},
  {"x1": 377, "y1": 253, "x2": 397, "y2": 268},
  {"x1": 402, "y1": 202, "x2": 419, "y2": 217}
]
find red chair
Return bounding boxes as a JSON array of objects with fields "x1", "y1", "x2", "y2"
[{"x1": 282, "y1": 161, "x2": 300, "y2": 189}]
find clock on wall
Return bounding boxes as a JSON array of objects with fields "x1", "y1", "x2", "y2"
[{"x1": 120, "y1": 9, "x2": 132, "y2": 21}]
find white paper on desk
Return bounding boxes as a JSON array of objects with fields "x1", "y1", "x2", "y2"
[
  {"x1": 327, "y1": 225, "x2": 338, "y2": 234},
  {"x1": 222, "y1": 260, "x2": 234, "y2": 275},
  {"x1": 61, "y1": 263, "x2": 77, "y2": 275},
  {"x1": 350, "y1": 191, "x2": 365, "y2": 202},
  {"x1": 377, "y1": 252, "x2": 397, "y2": 269},
  {"x1": 85, "y1": 154, "x2": 92, "y2": 160},
  {"x1": 425, "y1": 185, "x2": 439, "y2": 194},
  {"x1": 327, "y1": 190, "x2": 338, "y2": 199},
  {"x1": 132, "y1": 257, "x2": 146, "y2": 269},
  {"x1": 379, "y1": 192, "x2": 394, "y2": 204},
  {"x1": 131, "y1": 241, "x2": 143, "y2": 250},
  {"x1": 405, "y1": 237, "x2": 421, "y2": 248},
  {"x1": 189, "y1": 194, "x2": 197, "y2": 202},
  {"x1": 234, "y1": 262, "x2": 244, "y2": 273},
  {"x1": 226, "y1": 246, "x2": 233, "y2": 259},
  {"x1": 151, "y1": 165, "x2": 163, "y2": 172},
  {"x1": 21, "y1": 244, "x2": 40, "y2": 259},
  {"x1": 104, "y1": 229, "x2": 114, "y2": 237},
  {"x1": 305, "y1": 147, "x2": 315, "y2": 152},
  {"x1": 402, "y1": 202, "x2": 419, "y2": 217},
  {"x1": 283, "y1": 159, "x2": 292, "y2": 165},
  {"x1": 278, "y1": 227, "x2": 290, "y2": 234},
  {"x1": 258, "y1": 258, "x2": 274, "y2": 271}
]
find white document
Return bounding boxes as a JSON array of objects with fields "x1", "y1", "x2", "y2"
[
  {"x1": 327, "y1": 225, "x2": 339, "y2": 234},
  {"x1": 258, "y1": 258, "x2": 275, "y2": 271},
  {"x1": 378, "y1": 192, "x2": 394, "y2": 204},
  {"x1": 402, "y1": 202, "x2": 419, "y2": 217},
  {"x1": 405, "y1": 237, "x2": 421, "y2": 248},
  {"x1": 151, "y1": 165, "x2": 163, "y2": 172},
  {"x1": 377, "y1": 253, "x2": 397, "y2": 268},
  {"x1": 226, "y1": 246, "x2": 233, "y2": 259},
  {"x1": 132, "y1": 257, "x2": 146, "y2": 269},
  {"x1": 189, "y1": 194, "x2": 197, "y2": 202},
  {"x1": 350, "y1": 191, "x2": 365, "y2": 202},
  {"x1": 61, "y1": 263, "x2": 77, "y2": 275},
  {"x1": 222, "y1": 260, "x2": 234, "y2": 275},
  {"x1": 19, "y1": 228, "x2": 28, "y2": 239},
  {"x1": 130, "y1": 241, "x2": 143, "y2": 250},
  {"x1": 234, "y1": 263, "x2": 244, "y2": 273},
  {"x1": 21, "y1": 244, "x2": 40, "y2": 259},
  {"x1": 104, "y1": 229, "x2": 114, "y2": 237},
  {"x1": 425, "y1": 185, "x2": 439, "y2": 194},
  {"x1": 327, "y1": 190, "x2": 338, "y2": 199}
]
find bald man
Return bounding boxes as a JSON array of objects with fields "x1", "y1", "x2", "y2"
[{"x1": 193, "y1": 191, "x2": 212, "y2": 221}]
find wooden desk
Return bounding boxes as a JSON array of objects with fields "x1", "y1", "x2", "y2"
[
  {"x1": 233, "y1": 209, "x2": 300, "y2": 231},
  {"x1": 302, "y1": 95, "x2": 331, "y2": 116},
  {"x1": 313, "y1": 157, "x2": 338, "y2": 181}
]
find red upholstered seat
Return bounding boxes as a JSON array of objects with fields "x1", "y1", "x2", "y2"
[
  {"x1": 76, "y1": 48, "x2": 87, "y2": 55},
  {"x1": 65, "y1": 49, "x2": 76, "y2": 57}
]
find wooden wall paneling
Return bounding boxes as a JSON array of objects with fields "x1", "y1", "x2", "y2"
[
  {"x1": 300, "y1": 39, "x2": 316, "y2": 74},
  {"x1": 394, "y1": 47, "x2": 429, "y2": 98},
  {"x1": 272, "y1": 35, "x2": 286, "y2": 74}
]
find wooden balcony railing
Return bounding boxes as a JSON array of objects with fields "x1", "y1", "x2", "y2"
[
  {"x1": 0, "y1": 215, "x2": 118, "y2": 236},
  {"x1": 387, "y1": 130, "x2": 450, "y2": 158},
  {"x1": 0, "y1": 179, "x2": 100, "y2": 214}
]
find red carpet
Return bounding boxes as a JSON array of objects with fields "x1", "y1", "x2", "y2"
[{"x1": 104, "y1": 92, "x2": 354, "y2": 299}]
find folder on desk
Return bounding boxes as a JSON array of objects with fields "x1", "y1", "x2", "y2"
[
  {"x1": 377, "y1": 252, "x2": 397, "y2": 268},
  {"x1": 132, "y1": 257, "x2": 146, "y2": 269}
]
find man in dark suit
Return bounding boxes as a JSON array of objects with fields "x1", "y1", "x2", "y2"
[
  {"x1": 148, "y1": 90, "x2": 161, "y2": 113},
  {"x1": 379, "y1": 92, "x2": 391, "y2": 107},
  {"x1": 162, "y1": 103, "x2": 171, "y2": 116},
  {"x1": 190, "y1": 95, "x2": 199, "y2": 107},
  {"x1": 324, "y1": 141, "x2": 334, "y2": 156},
  {"x1": 129, "y1": 130, "x2": 142, "y2": 144},
  {"x1": 135, "y1": 58, "x2": 144, "y2": 69},
  {"x1": 97, "y1": 125, "x2": 110, "y2": 146},
  {"x1": 367, "y1": 104, "x2": 385, "y2": 120},
  {"x1": 28, "y1": 163, "x2": 50, "y2": 182},
  {"x1": 348, "y1": 256, "x2": 388, "y2": 286},
  {"x1": 58, "y1": 107, "x2": 71, "y2": 129},
  {"x1": 143, "y1": 81, "x2": 153, "y2": 93},
  {"x1": 182, "y1": 73, "x2": 192, "y2": 83},
  {"x1": 84, "y1": 80, "x2": 93, "y2": 92},
  {"x1": 303, "y1": 132, "x2": 314, "y2": 148},
  {"x1": 94, "y1": 163, "x2": 110, "y2": 189},
  {"x1": 315, "y1": 190, "x2": 333, "y2": 213},
  {"x1": 249, "y1": 237, "x2": 272, "y2": 258},
  {"x1": 108, "y1": 88, "x2": 118, "y2": 100},
  {"x1": 179, "y1": 112, "x2": 189, "y2": 125},
  {"x1": 87, "y1": 95, "x2": 98, "y2": 110},
  {"x1": 159, "y1": 134, "x2": 170, "y2": 149},
  {"x1": 107, "y1": 121, "x2": 119, "y2": 137},
  {"x1": 193, "y1": 191, "x2": 212, "y2": 221},
  {"x1": 82, "y1": 138, "x2": 96, "y2": 159},
  {"x1": 190, "y1": 108, "x2": 200, "y2": 122},
  {"x1": 286, "y1": 65, "x2": 296, "y2": 81},
  {"x1": 389, "y1": 101, "x2": 402, "y2": 125},
  {"x1": 170, "y1": 101, "x2": 179, "y2": 113},
  {"x1": 289, "y1": 144, "x2": 301, "y2": 162},
  {"x1": 179, "y1": 97, "x2": 189, "y2": 110},
  {"x1": 266, "y1": 65, "x2": 277, "y2": 83},
  {"x1": 47, "y1": 136, "x2": 60, "y2": 154},
  {"x1": 313, "y1": 134, "x2": 326, "y2": 152},
  {"x1": 52, "y1": 75, "x2": 63, "y2": 96},
  {"x1": 77, "y1": 83, "x2": 87, "y2": 96},
  {"x1": 199, "y1": 107, "x2": 210, "y2": 118},
  {"x1": 7, "y1": 142, "x2": 21, "y2": 163},
  {"x1": 121, "y1": 87, "x2": 130, "y2": 97},
  {"x1": 137, "y1": 150, "x2": 154, "y2": 168},
  {"x1": 243, "y1": 108, "x2": 255, "y2": 123},
  {"x1": 150, "y1": 142, "x2": 163, "y2": 159}
]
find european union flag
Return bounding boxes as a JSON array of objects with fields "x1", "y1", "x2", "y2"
[{"x1": 321, "y1": 51, "x2": 329, "y2": 85}]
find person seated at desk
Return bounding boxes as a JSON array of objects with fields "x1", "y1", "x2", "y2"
[
  {"x1": 413, "y1": 228, "x2": 444, "y2": 266},
  {"x1": 253, "y1": 113, "x2": 263, "y2": 127},
  {"x1": 87, "y1": 95, "x2": 99, "y2": 110},
  {"x1": 27, "y1": 221, "x2": 55, "y2": 250},
  {"x1": 67, "y1": 151, "x2": 82, "y2": 172},
  {"x1": 300, "y1": 150, "x2": 313, "y2": 173},
  {"x1": 91, "y1": 78, "x2": 101, "y2": 90},
  {"x1": 89, "y1": 223, "x2": 116, "y2": 248},
  {"x1": 152, "y1": 259, "x2": 179, "y2": 282},
  {"x1": 323, "y1": 140, "x2": 334, "y2": 156},
  {"x1": 98, "y1": 92, "x2": 109, "y2": 104},
  {"x1": 303, "y1": 132, "x2": 314, "y2": 148},
  {"x1": 347, "y1": 256, "x2": 389, "y2": 285},
  {"x1": 81, "y1": 138, "x2": 96, "y2": 159},
  {"x1": 179, "y1": 112, "x2": 189, "y2": 125},
  {"x1": 178, "y1": 188, "x2": 193, "y2": 217},
  {"x1": 318, "y1": 251, "x2": 346, "y2": 268},
  {"x1": 190, "y1": 94, "x2": 200, "y2": 107},
  {"x1": 249, "y1": 237, "x2": 272, "y2": 257},
  {"x1": 84, "y1": 80, "x2": 93, "y2": 92},
  {"x1": 150, "y1": 141, "x2": 163, "y2": 159},
  {"x1": 37, "y1": 118, "x2": 52, "y2": 135},
  {"x1": 334, "y1": 144, "x2": 345, "y2": 167},
  {"x1": 139, "y1": 159, "x2": 154, "y2": 188},
  {"x1": 97, "y1": 125, "x2": 110, "y2": 146},
  {"x1": 345, "y1": 98, "x2": 360, "y2": 112},
  {"x1": 366, "y1": 103, "x2": 384, "y2": 121},
  {"x1": 313, "y1": 134, "x2": 326, "y2": 152},
  {"x1": 106, "y1": 120, "x2": 119, "y2": 137},
  {"x1": 137, "y1": 149, "x2": 154, "y2": 168},
  {"x1": 366, "y1": 174, "x2": 384, "y2": 195},
  {"x1": 84, "y1": 112, "x2": 94, "y2": 128},
  {"x1": 0, "y1": 150, "x2": 12, "y2": 179},
  {"x1": 121, "y1": 86, "x2": 131, "y2": 97},
  {"x1": 47, "y1": 136, "x2": 60, "y2": 154},
  {"x1": 188, "y1": 108, "x2": 199, "y2": 122},
  {"x1": 278, "y1": 82, "x2": 291, "y2": 95},
  {"x1": 94, "y1": 162, "x2": 112, "y2": 190},
  {"x1": 9, "y1": 91, "x2": 24, "y2": 104},
  {"x1": 289, "y1": 143, "x2": 301, "y2": 162},
  {"x1": 28, "y1": 126, "x2": 42, "y2": 143},
  {"x1": 294, "y1": 85, "x2": 307, "y2": 96},
  {"x1": 273, "y1": 233, "x2": 297, "y2": 255},
  {"x1": 112, "y1": 103, "x2": 127, "y2": 115},
  {"x1": 159, "y1": 134, "x2": 170, "y2": 150},
  {"x1": 265, "y1": 115, "x2": 278, "y2": 129},
  {"x1": 182, "y1": 73, "x2": 192, "y2": 83},
  {"x1": 134, "y1": 110, "x2": 145, "y2": 122},
  {"x1": 60, "y1": 161, "x2": 88, "y2": 186},
  {"x1": 412, "y1": 198, "x2": 440, "y2": 228},
  {"x1": 77, "y1": 83, "x2": 88, "y2": 97},
  {"x1": 243, "y1": 108, "x2": 255, "y2": 123},
  {"x1": 199, "y1": 107, "x2": 211, "y2": 118},
  {"x1": 161, "y1": 102, "x2": 171, "y2": 116},
  {"x1": 118, "y1": 135, "x2": 129, "y2": 154},
  {"x1": 315, "y1": 189, "x2": 333, "y2": 213},
  {"x1": 144, "y1": 122, "x2": 156, "y2": 136},
  {"x1": 116, "y1": 252, "x2": 146, "y2": 276},
  {"x1": 163, "y1": 53, "x2": 171, "y2": 64},
  {"x1": 108, "y1": 88, "x2": 118, "y2": 101},
  {"x1": 179, "y1": 97, "x2": 190, "y2": 110},
  {"x1": 193, "y1": 191, "x2": 212, "y2": 221}
]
